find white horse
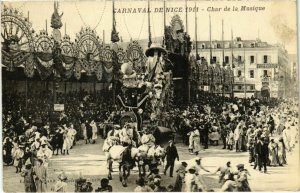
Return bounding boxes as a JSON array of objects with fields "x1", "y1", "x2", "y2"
[
  {"x1": 136, "y1": 145, "x2": 165, "y2": 177},
  {"x1": 105, "y1": 145, "x2": 139, "y2": 187}
]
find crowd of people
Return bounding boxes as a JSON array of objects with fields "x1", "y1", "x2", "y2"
[
  {"x1": 2, "y1": 86, "x2": 299, "y2": 192},
  {"x1": 2, "y1": 89, "x2": 116, "y2": 192}
]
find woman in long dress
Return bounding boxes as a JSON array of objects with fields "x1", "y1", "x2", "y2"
[
  {"x1": 268, "y1": 139, "x2": 279, "y2": 166},
  {"x1": 190, "y1": 128, "x2": 201, "y2": 155},
  {"x1": 277, "y1": 137, "x2": 287, "y2": 166},
  {"x1": 62, "y1": 129, "x2": 71, "y2": 155},
  {"x1": 81, "y1": 121, "x2": 88, "y2": 144},
  {"x1": 90, "y1": 120, "x2": 98, "y2": 144}
]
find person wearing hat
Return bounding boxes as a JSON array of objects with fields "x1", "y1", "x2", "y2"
[
  {"x1": 211, "y1": 161, "x2": 232, "y2": 185},
  {"x1": 141, "y1": 127, "x2": 156, "y2": 149},
  {"x1": 62, "y1": 126, "x2": 71, "y2": 155},
  {"x1": 164, "y1": 140, "x2": 179, "y2": 177},
  {"x1": 277, "y1": 137, "x2": 287, "y2": 166},
  {"x1": 37, "y1": 141, "x2": 53, "y2": 168},
  {"x1": 21, "y1": 159, "x2": 36, "y2": 193},
  {"x1": 145, "y1": 43, "x2": 167, "y2": 81},
  {"x1": 95, "y1": 178, "x2": 112, "y2": 192},
  {"x1": 173, "y1": 162, "x2": 188, "y2": 192},
  {"x1": 90, "y1": 119, "x2": 98, "y2": 144},
  {"x1": 53, "y1": 171, "x2": 68, "y2": 192},
  {"x1": 119, "y1": 123, "x2": 135, "y2": 146},
  {"x1": 33, "y1": 158, "x2": 47, "y2": 192},
  {"x1": 282, "y1": 124, "x2": 292, "y2": 152},
  {"x1": 81, "y1": 120, "x2": 88, "y2": 144},
  {"x1": 12, "y1": 143, "x2": 25, "y2": 173},
  {"x1": 235, "y1": 164, "x2": 251, "y2": 191},
  {"x1": 190, "y1": 157, "x2": 209, "y2": 174},
  {"x1": 184, "y1": 167, "x2": 197, "y2": 192},
  {"x1": 134, "y1": 177, "x2": 153, "y2": 192},
  {"x1": 81, "y1": 178, "x2": 93, "y2": 192},
  {"x1": 67, "y1": 123, "x2": 77, "y2": 148},
  {"x1": 153, "y1": 176, "x2": 167, "y2": 192},
  {"x1": 268, "y1": 138, "x2": 279, "y2": 167}
]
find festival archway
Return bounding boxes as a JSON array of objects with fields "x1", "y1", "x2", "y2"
[{"x1": 1, "y1": 6, "x2": 36, "y2": 77}]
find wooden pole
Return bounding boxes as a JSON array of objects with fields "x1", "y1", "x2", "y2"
[
  {"x1": 185, "y1": 0, "x2": 188, "y2": 33},
  {"x1": 148, "y1": 0, "x2": 152, "y2": 48},
  {"x1": 25, "y1": 78, "x2": 28, "y2": 118}
]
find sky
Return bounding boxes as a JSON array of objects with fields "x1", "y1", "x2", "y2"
[{"x1": 2, "y1": 0, "x2": 298, "y2": 54}]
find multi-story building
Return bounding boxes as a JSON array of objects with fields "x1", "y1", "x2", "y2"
[
  {"x1": 288, "y1": 54, "x2": 298, "y2": 98},
  {"x1": 192, "y1": 37, "x2": 290, "y2": 98}
]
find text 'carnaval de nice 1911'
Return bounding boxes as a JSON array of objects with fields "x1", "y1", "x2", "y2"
[{"x1": 114, "y1": 7, "x2": 199, "y2": 14}]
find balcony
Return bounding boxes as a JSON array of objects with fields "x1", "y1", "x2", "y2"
[{"x1": 261, "y1": 76, "x2": 271, "y2": 82}]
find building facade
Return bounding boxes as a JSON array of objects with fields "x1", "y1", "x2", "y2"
[{"x1": 192, "y1": 38, "x2": 290, "y2": 98}]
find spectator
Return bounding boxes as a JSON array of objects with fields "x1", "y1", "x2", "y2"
[
  {"x1": 53, "y1": 172, "x2": 68, "y2": 192},
  {"x1": 21, "y1": 159, "x2": 36, "y2": 193},
  {"x1": 134, "y1": 177, "x2": 153, "y2": 192},
  {"x1": 95, "y1": 178, "x2": 112, "y2": 192},
  {"x1": 33, "y1": 158, "x2": 47, "y2": 193}
]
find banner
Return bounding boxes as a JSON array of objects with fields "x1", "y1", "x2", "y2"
[{"x1": 54, "y1": 104, "x2": 64, "y2": 111}]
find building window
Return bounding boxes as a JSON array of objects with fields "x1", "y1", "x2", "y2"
[
  {"x1": 225, "y1": 56, "x2": 229, "y2": 64},
  {"x1": 217, "y1": 43, "x2": 221, "y2": 48},
  {"x1": 238, "y1": 56, "x2": 242, "y2": 62},
  {"x1": 263, "y1": 70, "x2": 268, "y2": 77},
  {"x1": 238, "y1": 85, "x2": 242, "y2": 90},
  {"x1": 238, "y1": 43, "x2": 242, "y2": 48},
  {"x1": 263, "y1": 55, "x2": 268, "y2": 63},
  {"x1": 237, "y1": 70, "x2": 242, "y2": 77},
  {"x1": 250, "y1": 85, "x2": 254, "y2": 90},
  {"x1": 250, "y1": 70, "x2": 254, "y2": 78},
  {"x1": 202, "y1": 44, "x2": 205, "y2": 49},
  {"x1": 213, "y1": 56, "x2": 217, "y2": 63},
  {"x1": 250, "y1": 56, "x2": 255, "y2": 64}
]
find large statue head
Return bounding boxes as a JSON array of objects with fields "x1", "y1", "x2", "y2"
[{"x1": 121, "y1": 62, "x2": 134, "y2": 76}]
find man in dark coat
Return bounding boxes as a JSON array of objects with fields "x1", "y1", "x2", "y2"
[
  {"x1": 260, "y1": 137, "x2": 269, "y2": 173},
  {"x1": 86, "y1": 120, "x2": 93, "y2": 144},
  {"x1": 203, "y1": 119, "x2": 211, "y2": 149},
  {"x1": 253, "y1": 136, "x2": 269, "y2": 172},
  {"x1": 164, "y1": 140, "x2": 179, "y2": 177}
]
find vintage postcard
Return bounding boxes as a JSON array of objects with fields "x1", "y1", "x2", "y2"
[{"x1": 1, "y1": 0, "x2": 299, "y2": 192}]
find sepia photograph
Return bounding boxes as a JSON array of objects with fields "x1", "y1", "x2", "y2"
[{"x1": 1, "y1": 0, "x2": 299, "y2": 192}]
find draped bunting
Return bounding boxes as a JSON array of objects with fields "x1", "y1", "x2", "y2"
[
  {"x1": 74, "y1": 60, "x2": 82, "y2": 80},
  {"x1": 81, "y1": 59, "x2": 98, "y2": 76},
  {"x1": 103, "y1": 64, "x2": 113, "y2": 74},
  {"x1": 2, "y1": 50, "x2": 31, "y2": 71},
  {"x1": 64, "y1": 67, "x2": 74, "y2": 79},
  {"x1": 104, "y1": 68, "x2": 113, "y2": 82},
  {"x1": 61, "y1": 55, "x2": 75, "y2": 65},
  {"x1": 95, "y1": 62, "x2": 103, "y2": 81},
  {"x1": 36, "y1": 57, "x2": 53, "y2": 68},
  {"x1": 24, "y1": 54, "x2": 35, "y2": 78},
  {"x1": 35, "y1": 57, "x2": 53, "y2": 80},
  {"x1": 35, "y1": 52, "x2": 53, "y2": 62}
]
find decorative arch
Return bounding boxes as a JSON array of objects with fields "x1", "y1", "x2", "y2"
[
  {"x1": 126, "y1": 41, "x2": 145, "y2": 73},
  {"x1": 1, "y1": 6, "x2": 35, "y2": 77},
  {"x1": 74, "y1": 27, "x2": 102, "y2": 77}
]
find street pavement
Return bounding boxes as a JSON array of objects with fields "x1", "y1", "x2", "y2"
[{"x1": 3, "y1": 137, "x2": 300, "y2": 192}]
